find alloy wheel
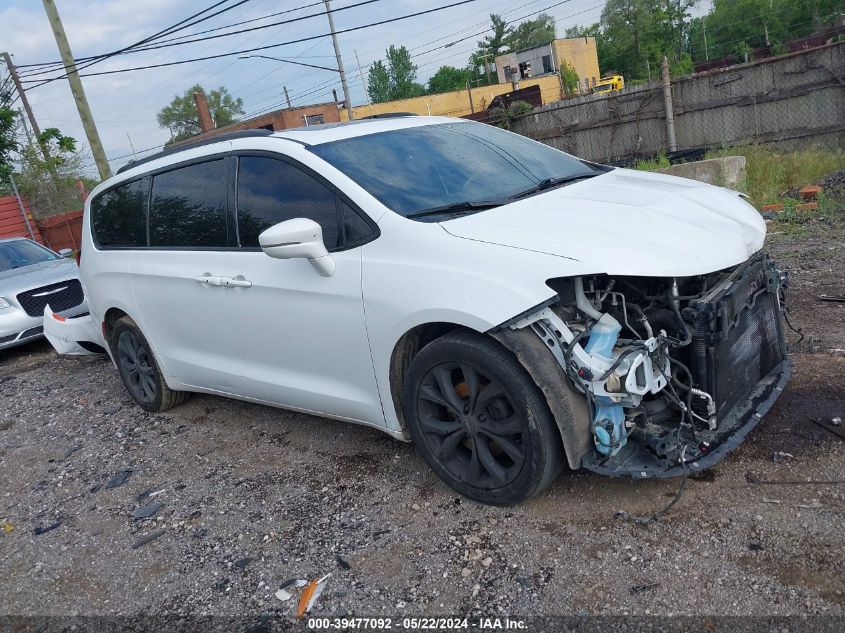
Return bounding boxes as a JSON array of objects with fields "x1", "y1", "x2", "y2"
[
  {"x1": 416, "y1": 362, "x2": 527, "y2": 489},
  {"x1": 117, "y1": 330, "x2": 157, "y2": 404}
]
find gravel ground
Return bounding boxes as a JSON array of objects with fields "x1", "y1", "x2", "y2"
[{"x1": 1, "y1": 221, "x2": 843, "y2": 627}]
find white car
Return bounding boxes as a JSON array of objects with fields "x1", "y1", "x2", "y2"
[{"x1": 46, "y1": 117, "x2": 790, "y2": 504}]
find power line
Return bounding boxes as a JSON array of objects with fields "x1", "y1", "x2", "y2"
[
  {"x1": 22, "y1": 0, "x2": 479, "y2": 89},
  {"x1": 16, "y1": 0, "x2": 255, "y2": 74},
  {"x1": 20, "y1": 0, "x2": 386, "y2": 80},
  {"x1": 242, "y1": 0, "x2": 578, "y2": 116}
]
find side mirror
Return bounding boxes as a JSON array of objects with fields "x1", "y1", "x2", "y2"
[
  {"x1": 58, "y1": 248, "x2": 74, "y2": 258},
  {"x1": 258, "y1": 218, "x2": 335, "y2": 277}
]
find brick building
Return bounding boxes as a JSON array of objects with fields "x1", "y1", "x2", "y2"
[{"x1": 187, "y1": 100, "x2": 340, "y2": 143}]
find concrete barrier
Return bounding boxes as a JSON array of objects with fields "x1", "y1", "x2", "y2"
[{"x1": 656, "y1": 156, "x2": 747, "y2": 191}]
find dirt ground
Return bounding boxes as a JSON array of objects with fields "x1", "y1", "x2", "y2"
[{"x1": 1, "y1": 218, "x2": 843, "y2": 627}]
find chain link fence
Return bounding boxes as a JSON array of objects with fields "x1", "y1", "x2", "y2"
[{"x1": 510, "y1": 42, "x2": 845, "y2": 165}]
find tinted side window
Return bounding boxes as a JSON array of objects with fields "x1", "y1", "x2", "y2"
[
  {"x1": 237, "y1": 157, "x2": 341, "y2": 249},
  {"x1": 339, "y1": 200, "x2": 371, "y2": 245},
  {"x1": 149, "y1": 159, "x2": 229, "y2": 248},
  {"x1": 91, "y1": 179, "x2": 148, "y2": 247}
]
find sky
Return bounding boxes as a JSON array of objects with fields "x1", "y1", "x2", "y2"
[{"x1": 0, "y1": 0, "x2": 712, "y2": 176}]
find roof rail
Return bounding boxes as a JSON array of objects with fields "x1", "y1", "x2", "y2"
[{"x1": 116, "y1": 129, "x2": 275, "y2": 174}]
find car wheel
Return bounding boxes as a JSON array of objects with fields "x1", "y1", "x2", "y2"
[
  {"x1": 110, "y1": 316, "x2": 188, "y2": 413},
  {"x1": 403, "y1": 330, "x2": 562, "y2": 505}
]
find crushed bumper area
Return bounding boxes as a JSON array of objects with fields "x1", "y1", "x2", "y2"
[{"x1": 582, "y1": 360, "x2": 791, "y2": 478}]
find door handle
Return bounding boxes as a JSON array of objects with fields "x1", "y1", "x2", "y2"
[
  {"x1": 223, "y1": 276, "x2": 253, "y2": 288},
  {"x1": 194, "y1": 274, "x2": 224, "y2": 286}
]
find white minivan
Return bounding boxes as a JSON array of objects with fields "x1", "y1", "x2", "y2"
[{"x1": 47, "y1": 117, "x2": 790, "y2": 504}]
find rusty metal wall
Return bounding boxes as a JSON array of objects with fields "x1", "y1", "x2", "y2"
[{"x1": 510, "y1": 42, "x2": 845, "y2": 163}]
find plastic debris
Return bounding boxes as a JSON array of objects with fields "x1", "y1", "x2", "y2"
[
  {"x1": 132, "y1": 502, "x2": 164, "y2": 520},
  {"x1": 294, "y1": 579, "x2": 307, "y2": 588},
  {"x1": 833, "y1": 417, "x2": 842, "y2": 427},
  {"x1": 233, "y1": 557, "x2": 252, "y2": 571},
  {"x1": 630, "y1": 582, "x2": 660, "y2": 594},
  {"x1": 132, "y1": 529, "x2": 165, "y2": 549},
  {"x1": 296, "y1": 574, "x2": 331, "y2": 618},
  {"x1": 1, "y1": 520, "x2": 14, "y2": 533},
  {"x1": 796, "y1": 499, "x2": 824, "y2": 509},
  {"x1": 34, "y1": 522, "x2": 61, "y2": 535},
  {"x1": 761, "y1": 498, "x2": 782, "y2": 504},
  {"x1": 105, "y1": 470, "x2": 132, "y2": 489},
  {"x1": 772, "y1": 451, "x2": 795, "y2": 463},
  {"x1": 336, "y1": 555, "x2": 351, "y2": 570},
  {"x1": 275, "y1": 589, "x2": 292, "y2": 602}
]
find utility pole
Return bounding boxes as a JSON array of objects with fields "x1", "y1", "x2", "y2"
[
  {"x1": 323, "y1": 0, "x2": 354, "y2": 121},
  {"x1": 2, "y1": 51, "x2": 56, "y2": 175},
  {"x1": 41, "y1": 0, "x2": 112, "y2": 180},
  {"x1": 354, "y1": 49, "x2": 374, "y2": 116},
  {"x1": 283, "y1": 86, "x2": 292, "y2": 109},
  {"x1": 661, "y1": 56, "x2": 678, "y2": 152}
]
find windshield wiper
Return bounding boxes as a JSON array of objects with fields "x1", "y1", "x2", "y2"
[
  {"x1": 407, "y1": 199, "x2": 507, "y2": 220},
  {"x1": 510, "y1": 173, "x2": 600, "y2": 200}
]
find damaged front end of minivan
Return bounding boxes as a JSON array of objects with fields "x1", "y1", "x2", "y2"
[{"x1": 497, "y1": 252, "x2": 791, "y2": 478}]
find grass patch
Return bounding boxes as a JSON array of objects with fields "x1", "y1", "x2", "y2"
[
  {"x1": 705, "y1": 145, "x2": 845, "y2": 208},
  {"x1": 635, "y1": 153, "x2": 671, "y2": 171}
]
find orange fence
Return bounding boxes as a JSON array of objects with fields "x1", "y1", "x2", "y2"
[
  {"x1": 37, "y1": 210, "x2": 84, "y2": 253},
  {"x1": 0, "y1": 195, "x2": 45, "y2": 244}
]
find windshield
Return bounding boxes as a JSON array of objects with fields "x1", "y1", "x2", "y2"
[
  {"x1": 592, "y1": 84, "x2": 613, "y2": 93},
  {"x1": 309, "y1": 121, "x2": 604, "y2": 217},
  {"x1": 0, "y1": 239, "x2": 59, "y2": 273}
]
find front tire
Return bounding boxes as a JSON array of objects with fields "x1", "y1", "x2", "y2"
[
  {"x1": 109, "y1": 317, "x2": 188, "y2": 413},
  {"x1": 403, "y1": 331, "x2": 562, "y2": 505}
]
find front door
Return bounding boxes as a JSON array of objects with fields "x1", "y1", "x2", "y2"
[{"x1": 223, "y1": 154, "x2": 384, "y2": 424}]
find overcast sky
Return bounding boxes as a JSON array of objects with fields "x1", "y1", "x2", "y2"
[{"x1": 1, "y1": 0, "x2": 712, "y2": 176}]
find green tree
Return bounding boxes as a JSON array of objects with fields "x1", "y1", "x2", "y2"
[
  {"x1": 0, "y1": 83, "x2": 17, "y2": 184},
  {"x1": 428, "y1": 65, "x2": 472, "y2": 94},
  {"x1": 477, "y1": 14, "x2": 512, "y2": 58},
  {"x1": 156, "y1": 84, "x2": 244, "y2": 144},
  {"x1": 366, "y1": 45, "x2": 426, "y2": 103},
  {"x1": 367, "y1": 60, "x2": 391, "y2": 103},
  {"x1": 506, "y1": 13, "x2": 556, "y2": 52},
  {"x1": 560, "y1": 62, "x2": 580, "y2": 94},
  {"x1": 15, "y1": 128, "x2": 88, "y2": 218}
]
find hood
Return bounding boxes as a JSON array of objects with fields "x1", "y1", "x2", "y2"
[
  {"x1": 0, "y1": 258, "x2": 79, "y2": 291},
  {"x1": 440, "y1": 168, "x2": 766, "y2": 277}
]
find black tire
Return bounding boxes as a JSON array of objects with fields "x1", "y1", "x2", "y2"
[
  {"x1": 109, "y1": 316, "x2": 188, "y2": 413},
  {"x1": 403, "y1": 330, "x2": 562, "y2": 505}
]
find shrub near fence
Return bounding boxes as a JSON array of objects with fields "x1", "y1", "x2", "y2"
[{"x1": 511, "y1": 42, "x2": 845, "y2": 164}]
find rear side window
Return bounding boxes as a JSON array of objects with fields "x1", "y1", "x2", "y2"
[
  {"x1": 91, "y1": 179, "x2": 148, "y2": 248},
  {"x1": 149, "y1": 159, "x2": 229, "y2": 248}
]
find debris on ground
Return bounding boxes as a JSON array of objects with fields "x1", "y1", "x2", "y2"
[
  {"x1": 274, "y1": 589, "x2": 292, "y2": 602},
  {"x1": 335, "y1": 555, "x2": 351, "y2": 570},
  {"x1": 630, "y1": 582, "x2": 660, "y2": 594},
  {"x1": 295, "y1": 574, "x2": 330, "y2": 618},
  {"x1": 773, "y1": 451, "x2": 795, "y2": 463},
  {"x1": 63, "y1": 443, "x2": 82, "y2": 459},
  {"x1": 33, "y1": 522, "x2": 61, "y2": 535},
  {"x1": 233, "y1": 557, "x2": 252, "y2": 571},
  {"x1": 104, "y1": 470, "x2": 132, "y2": 490},
  {"x1": 1, "y1": 520, "x2": 14, "y2": 533},
  {"x1": 795, "y1": 499, "x2": 825, "y2": 509},
  {"x1": 833, "y1": 417, "x2": 842, "y2": 426},
  {"x1": 132, "y1": 502, "x2": 164, "y2": 520},
  {"x1": 131, "y1": 529, "x2": 165, "y2": 550}
]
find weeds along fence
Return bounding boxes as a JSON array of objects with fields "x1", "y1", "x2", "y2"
[{"x1": 510, "y1": 41, "x2": 845, "y2": 164}]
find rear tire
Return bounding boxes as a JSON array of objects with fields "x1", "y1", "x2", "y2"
[
  {"x1": 109, "y1": 317, "x2": 188, "y2": 412},
  {"x1": 403, "y1": 330, "x2": 562, "y2": 505}
]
